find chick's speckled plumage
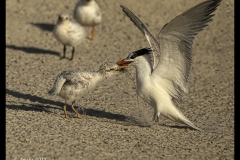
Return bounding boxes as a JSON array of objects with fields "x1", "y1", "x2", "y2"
[{"x1": 48, "y1": 62, "x2": 121, "y2": 119}]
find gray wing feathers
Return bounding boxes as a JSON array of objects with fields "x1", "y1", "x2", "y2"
[
  {"x1": 120, "y1": 5, "x2": 148, "y2": 36},
  {"x1": 120, "y1": 0, "x2": 221, "y2": 103},
  {"x1": 120, "y1": 5, "x2": 160, "y2": 69},
  {"x1": 154, "y1": 0, "x2": 221, "y2": 103}
]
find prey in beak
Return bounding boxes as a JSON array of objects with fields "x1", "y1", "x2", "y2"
[
  {"x1": 116, "y1": 59, "x2": 133, "y2": 67},
  {"x1": 115, "y1": 59, "x2": 133, "y2": 72},
  {"x1": 115, "y1": 58, "x2": 134, "y2": 73}
]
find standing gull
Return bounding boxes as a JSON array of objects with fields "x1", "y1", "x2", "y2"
[
  {"x1": 48, "y1": 62, "x2": 120, "y2": 119},
  {"x1": 116, "y1": 0, "x2": 222, "y2": 131},
  {"x1": 53, "y1": 13, "x2": 86, "y2": 60},
  {"x1": 74, "y1": 0, "x2": 102, "y2": 40}
]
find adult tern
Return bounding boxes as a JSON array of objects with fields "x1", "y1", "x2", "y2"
[{"x1": 117, "y1": 0, "x2": 222, "y2": 131}]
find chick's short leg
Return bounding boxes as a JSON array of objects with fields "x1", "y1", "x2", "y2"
[
  {"x1": 71, "y1": 105, "x2": 83, "y2": 119},
  {"x1": 63, "y1": 105, "x2": 70, "y2": 119},
  {"x1": 90, "y1": 27, "x2": 95, "y2": 40},
  {"x1": 60, "y1": 45, "x2": 67, "y2": 59},
  {"x1": 70, "y1": 46, "x2": 75, "y2": 60}
]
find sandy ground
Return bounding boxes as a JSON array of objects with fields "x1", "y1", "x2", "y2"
[{"x1": 6, "y1": 0, "x2": 234, "y2": 159}]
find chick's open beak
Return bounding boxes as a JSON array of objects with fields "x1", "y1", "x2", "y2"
[{"x1": 116, "y1": 59, "x2": 133, "y2": 67}]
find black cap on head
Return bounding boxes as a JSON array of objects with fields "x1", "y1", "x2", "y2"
[{"x1": 127, "y1": 48, "x2": 152, "y2": 59}]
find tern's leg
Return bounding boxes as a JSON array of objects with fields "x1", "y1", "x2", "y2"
[
  {"x1": 63, "y1": 105, "x2": 70, "y2": 119},
  {"x1": 90, "y1": 27, "x2": 95, "y2": 40},
  {"x1": 153, "y1": 112, "x2": 160, "y2": 122},
  {"x1": 71, "y1": 104, "x2": 83, "y2": 119},
  {"x1": 152, "y1": 106, "x2": 160, "y2": 122},
  {"x1": 60, "y1": 45, "x2": 67, "y2": 59},
  {"x1": 70, "y1": 46, "x2": 75, "y2": 60}
]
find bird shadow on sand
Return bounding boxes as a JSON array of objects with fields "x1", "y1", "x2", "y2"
[
  {"x1": 30, "y1": 22, "x2": 55, "y2": 32},
  {"x1": 6, "y1": 103, "x2": 54, "y2": 113},
  {"x1": 6, "y1": 88, "x2": 129, "y2": 122},
  {"x1": 5, "y1": 88, "x2": 205, "y2": 130},
  {"x1": 114, "y1": 117, "x2": 201, "y2": 130},
  {"x1": 6, "y1": 88, "x2": 64, "y2": 112},
  {"x1": 158, "y1": 123, "x2": 197, "y2": 131},
  {"x1": 78, "y1": 108, "x2": 127, "y2": 122},
  {"x1": 6, "y1": 44, "x2": 60, "y2": 56}
]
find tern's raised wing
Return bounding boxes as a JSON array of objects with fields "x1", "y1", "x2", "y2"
[
  {"x1": 120, "y1": 5, "x2": 160, "y2": 69},
  {"x1": 152, "y1": 0, "x2": 221, "y2": 103}
]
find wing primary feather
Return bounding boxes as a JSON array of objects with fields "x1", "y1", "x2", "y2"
[
  {"x1": 120, "y1": 5, "x2": 161, "y2": 69},
  {"x1": 154, "y1": 0, "x2": 222, "y2": 102},
  {"x1": 120, "y1": 5, "x2": 147, "y2": 35}
]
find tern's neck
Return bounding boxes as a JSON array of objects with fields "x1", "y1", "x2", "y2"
[{"x1": 134, "y1": 55, "x2": 153, "y2": 81}]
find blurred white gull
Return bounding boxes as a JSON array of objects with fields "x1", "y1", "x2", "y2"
[
  {"x1": 48, "y1": 62, "x2": 121, "y2": 119},
  {"x1": 74, "y1": 0, "x2": 102, "y2": 40},
  {"x1": 53, "y1": 13, "x2": 86, "y2": 60},
  {"x1": 117, "y1": 0, "x2": 222, "y2": 131}
]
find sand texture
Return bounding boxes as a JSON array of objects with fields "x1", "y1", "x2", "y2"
[{"x1": 6, "y1": 0, "x2": 234, "y2": 159}]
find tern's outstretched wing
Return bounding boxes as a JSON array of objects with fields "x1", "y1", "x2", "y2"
[
  {"x1": 120, "y1": 5, "x2": 160, "y2": 69},
  {"x1": 152, "y1": 0, "x2": 221, "y2": 103}
]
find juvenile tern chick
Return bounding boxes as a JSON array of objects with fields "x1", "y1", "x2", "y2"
[
  {"x1": 48, "y1": 62, "x2": 120, "y2": 119},
  {"x1": 74, "y1": 0, "x2": 102, "y2": 40},
  {"x1": 117, "y1": 0, "x2": 222, "y2": 131},
  {"x1": 53, "y1": 13, "x2": 86, "y2": 60}
]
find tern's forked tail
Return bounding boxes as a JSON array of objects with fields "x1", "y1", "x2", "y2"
[
  {"x1": 174, "y1": 109, "x2": 204, "y2": 132},
  {"x1": 180, "y1": 116, "x2": 204, "y2": 132},
  {"x1": 163, "y1": 101, "x2": 204, "y2": 132}
]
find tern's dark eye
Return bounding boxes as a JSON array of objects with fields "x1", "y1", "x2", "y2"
[{"x1": 128, "y1": 52, "x2": 137, "y2": 59}]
